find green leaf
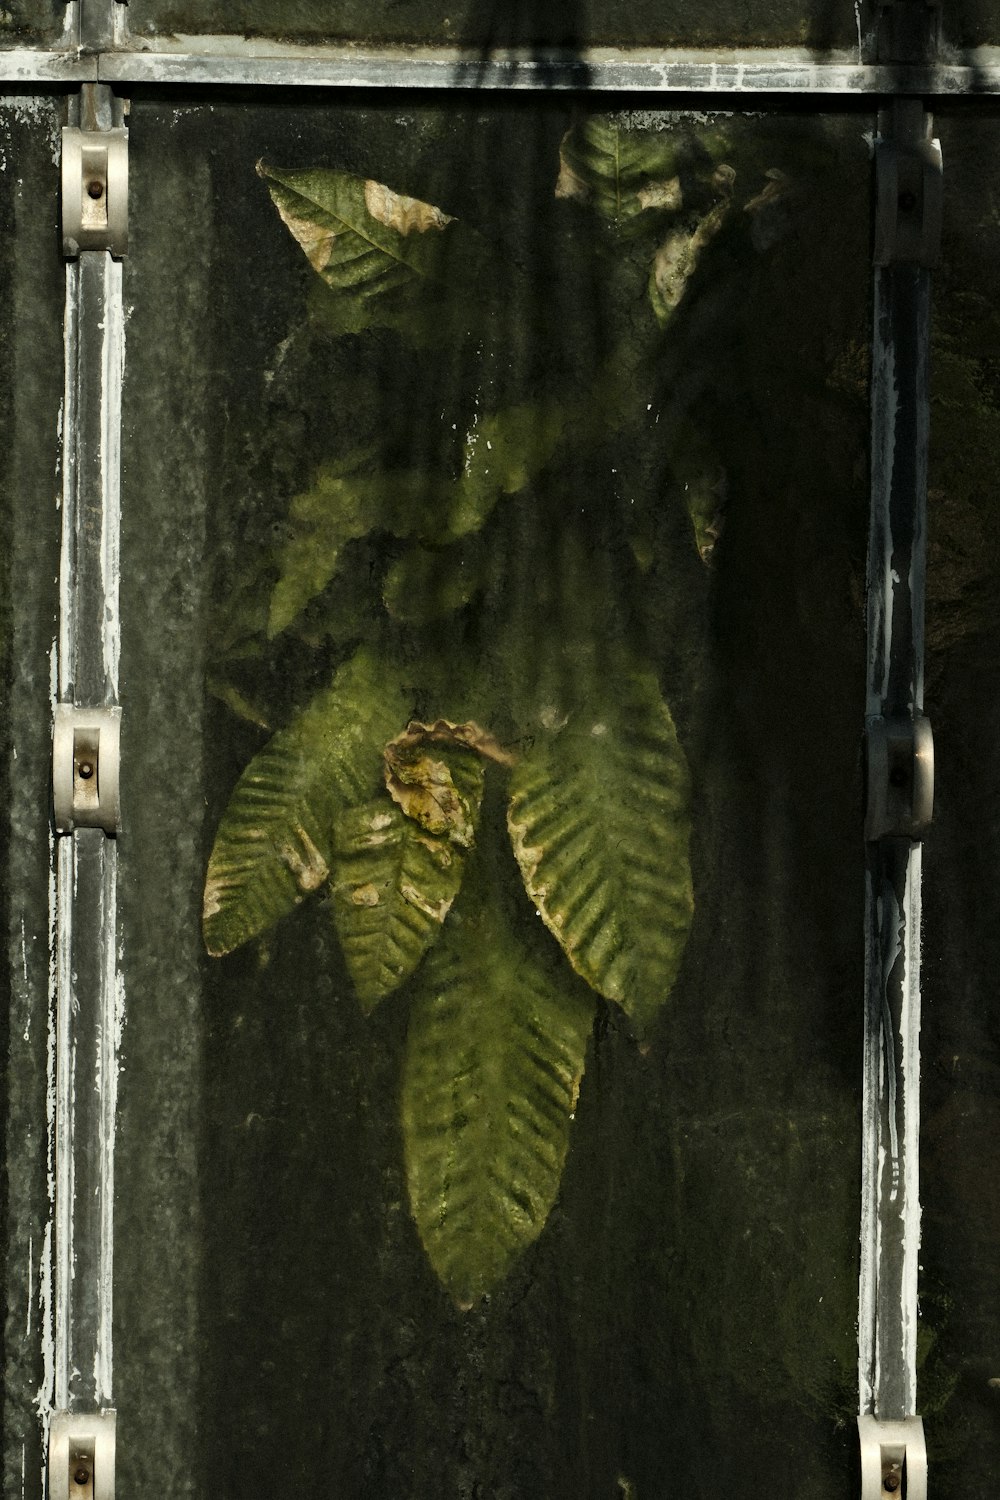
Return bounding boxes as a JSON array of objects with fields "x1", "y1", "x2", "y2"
[
  {"x1": 648, "y1": 198, "x2": 731, "y2": 329},
  {"x1": 269, "y1": 399, "x2": 566, "y2": 638},
  {"x1": 402, "y1": 861, "x2": 595, "y2": 1307},
  {"x1": 555, "y1": 117, "x2": 684, "y2": 230},
  {"x1": 259, "y1": 163, "x2": 460, "y2": 335},
  {"x1": 383, "y1": 535, "x2": 487, "y2": 625},
  {"x1": 268, "y1": 455, "x2": 435, "y2": 637},
  {"x1": 445, "y1": 401, "x2": 566, "y2": 539},
  {"x1": 507, "y1": 670, "x2": 693, "y2": 1035},
  {"x1": 203, "y1": 646, "x2": 410, "y2": 957},
  {"x1": 331, "y1": 797, "x2": 471, "y2": 1012}
]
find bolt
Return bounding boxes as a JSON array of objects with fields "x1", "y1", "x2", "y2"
[
  {"x1": 78, "y1": 761, "x2": 95, "y2": 780},
  {"x1": 86, "y1": 179, "x2": 104, "y2": 201},
  {"x1": 74, "y1": 1467, "x2": 90, "y2": 1486}
]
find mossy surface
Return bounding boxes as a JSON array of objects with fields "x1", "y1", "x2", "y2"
[{"x1": 0, "y1": 99, "x2": 66, "y2": 1500}]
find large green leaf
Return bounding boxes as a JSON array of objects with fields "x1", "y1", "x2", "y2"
[
  {"x1": 268, "y1": 456, "x2": 435, "y2": 637},
  {"x1": 403, "y1": 862, "x2": 595, "y2": 1307},
  {"x1": 203, "y1": 647, "x2": 410, "y2": 957},
  {"x1": 383, "y1": 534, "x2": 488, "y2": 625},
  {"x1": 259, "y1": 163, "x2": 461, "y2": 337},
  {"x1": 330, "y1": 794, "x2": 472, "y2": 1013},
  {"x1": 556, "y1": 117, "x2": 682, "y2": 230},
  {"x1": 446, "y1": 402, "x2": 566, "y2": 538},
  {"x1": 269, "y1": 400, "x2": 567, "y2": 637},
  {"x1": 648, "y1": 195, "x2": 732, "y2": 329},
  {"x1": 507, "y1": 670, "x2": 693, "y2": 1035},
  {"x1": 556, "y1": 116, "x2": 736, "y2": 232}
]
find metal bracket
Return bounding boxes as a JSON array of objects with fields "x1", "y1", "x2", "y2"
[
  {"x1": 865, "y1": 713, "x2": 934, "y2": 842},
  {"x1": 48, "y1": 1410, "x2": 116, "y2": 1500},
  {"x1": 874, "y1": 103, "x2": 942, "y2": 268},
  {"x1": 53, "y1": 706, "x2": 122, "y2": 835},
  {"x1": 859, "y1": 1415, "x2": 927, "y2": 1500},
  {"x1": 61, "y1": 126, "x2": 128, "y2": 258}
]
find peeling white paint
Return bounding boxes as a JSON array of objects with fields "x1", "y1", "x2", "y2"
[
  {"x1": 48, "y1": 249, "x2": 126, "y2": 1424},
  {"x1": 58, "y1": 269, "x2": 79, "y2": 702},
  {"x1": 53, "y1": 839, "x2": 75, "y2": 1412},
  {"x1": 95, "y1": 843, "x2": 120, "y2": 1405},
  {"x1": 899, "y1": 846, "x2": 923, "y2": 1413},
  {"x1": 100, "y1": 256, "x2": 124, "y2": 697},
  {"x1": 860, "y1": 261, "x2": 927, "y2": 1420}
]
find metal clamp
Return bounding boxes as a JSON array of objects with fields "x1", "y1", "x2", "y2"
[
  {"x1": 865, "y1": 713, "x2": 934, "y2": 843},
  {"x1": 859, "y1": 1415, "x2": 927, "y2": 1500},
  {"x1": 61, "y1": 127, "x2": 129, "y2": 258},
  {"x1": 49, "y1": 1410, "x2": 116, "y2": 1500},
  {"x1": 53, "y1": 705, "x2": 122, "y2": 835},
  {"x1": 874, "y1": 103, "x2": 942, "y2": 269}
]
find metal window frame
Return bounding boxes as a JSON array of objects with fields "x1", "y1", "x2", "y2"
[
  {"x1": 6, "y1": 46, "x2": 1000, "y2": 92},
  {"x1": 1, "y1": 0, "x2": 982, "y2": 1490}
]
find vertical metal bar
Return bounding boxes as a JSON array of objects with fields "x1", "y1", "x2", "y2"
[
  {"x1": 859, "y1": 109, "x2": 933, "y2": 1422},
  {"x1": 51, "y1": 81, "x2": 124, "y2": 1425}
]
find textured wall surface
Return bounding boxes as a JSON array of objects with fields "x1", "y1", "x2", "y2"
[{"x1": 0, "y1": 95, "x2": 66, "y2": 1500}]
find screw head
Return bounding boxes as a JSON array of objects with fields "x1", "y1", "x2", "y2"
[
  {"x1": 77, "y1": 761, "x2": 95, "y2": 780},
  {"x1": 883, "y1": 1472, "x2": 901, "y2": 1493},
  {"x1": 86, "y1": 179, "x2": 104, "y2": 201},
  {"x1": 73, "y1": 1467, "x2": 90, "y2": 1486}
]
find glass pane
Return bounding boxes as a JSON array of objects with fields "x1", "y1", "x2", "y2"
[
  {"x1": 920, "y1": 109, "x2": 1000, "y2": 1498},
  {"x1": 118, "y1": 97, "x2": 871, "y2": 1495},
  {"x1": 0, "y1": 0, "x2": 66, "y2": 48},
  {"x1": 126, "y1": 0, "x2": 874, "y2": 52},
  {"x1": 0, "y1": 96, "x2": 68, "y2": 1500},
  {"x1": 941, "y1": 0, "x2": 1000, "y2": 48}
]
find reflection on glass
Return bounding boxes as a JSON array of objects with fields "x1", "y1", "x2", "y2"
[{"x1": 119, "y1": 102, "x2": 870, "y2": 1496}]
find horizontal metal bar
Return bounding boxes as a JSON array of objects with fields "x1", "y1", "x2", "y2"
[
  {"x1": 0, "y1": 48, "x2": 97, "y2": 82},
  {"x1": 94, "y1": 42, "x2": 1000, "y2": 94}
]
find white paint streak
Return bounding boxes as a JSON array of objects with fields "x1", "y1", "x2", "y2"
[
  {"x1": 95, "y1": 843, "x2": 120, "y2": 1404},
  {"x1": 59, "y1": 266, "x2": 79, "y2": 702},
  {"x1": 100, "y1": 256, "x2": 124, "y2": 697},
  {"x1": 868, "y1": 276, "x2": 898, "y2": 717},
  {"x1": 53, "y1": 839, "x2": 75, "y2": 1412},
  {"x1": 882, "y1": 886, "x2": 903, "y2": 1200},
  {"x1": 899, "y1": 846, "x2": 923, "y2": 1414},
  {"x1": 858, "y1": 868, "x2": 879, "y2": 1415}
]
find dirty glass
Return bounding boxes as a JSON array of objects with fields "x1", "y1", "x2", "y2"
[
  {"x1": 116, "y1": 97, "x2": 871, "y2": 1496},
  {"x1": 126, "y1": 0, "x2": 876, "y2": 52},
  {"x1": 941, "y1": 0, "x2": 1000, "y2": 48},
  {"x1": 0, "y1": 97, "x2": 68, "y2": 1499},
  {"x1": 0, "y1": 0, "x2": 66, "y2": 49},
  {"x1": 919, "y1": 110, "x2": 1000, "y2": 1500}
]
